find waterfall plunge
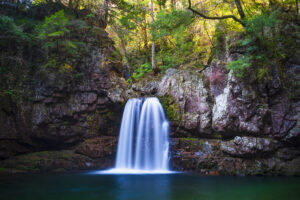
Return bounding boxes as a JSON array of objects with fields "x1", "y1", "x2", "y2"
[{"x1": 103, "y1": 97, "x2": 171, "y2": 174}]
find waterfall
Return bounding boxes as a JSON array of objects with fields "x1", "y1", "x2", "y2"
[{"x1": 103, "y1": 97, "x2": 171, "y2": 174}]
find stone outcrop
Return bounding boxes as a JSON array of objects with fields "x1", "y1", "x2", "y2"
[
  {"x1": 0, "y1": 150, "x2": 114, "y2": 173},
  {"x1": 170, "y1": 137, "x2": 300, "y2": 176},
  {"x1": 75, "y1": 137, "x2": 117, "y2": 159},
  {"x1": 129, "y1": 43, "x2": 300, "y2": 175},
  {"x1": 220, "y1": 136, "x2": 280, "y2": 157},
  {"x1": 0, "y1": 21, "x2": 126, "y2": 170}
]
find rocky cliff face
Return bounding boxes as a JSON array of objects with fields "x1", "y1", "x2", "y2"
[
  {"x1": 128, "y1": 45, "x2": 300, "y2": 175},
  {"x1": 1, "y1": 26, "x2": 299, "y2": 176},
  {"x1": 0, "y1": 24, "x2": 126, "y2": 172}
]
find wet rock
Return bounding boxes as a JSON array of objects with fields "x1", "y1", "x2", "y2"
[
  {"x1": 0, "y1": 150, "x2": 115, "y2": 173},
  {"x1": 75, "y1": 137, "x2": 117, "y2": 158},
  {"x1": 276, "y1": 147, "x2": 300, "y2": 161},
  {"x1": 0, "y1": 25, "x2": 126, "y2": 158},
  {"x1": 211, "y1": 69, "x2": 271, "y2": 136},
  {"x1": 220, "y1": 136, "x2": 280, "y2": 157},
  {"x1": 170, "y1": 138, "x2": 220, "y2": 171},
  {"x1": 158, "y1": 69, "x2": 212, "y2": 136},
  {"x1": 282, "y1": 110, "x2": 300, "y2": 144}
]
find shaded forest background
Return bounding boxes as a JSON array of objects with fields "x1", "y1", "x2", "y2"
[{"x1": 0, "y1": 0, "x2": 299, "y2": 100}]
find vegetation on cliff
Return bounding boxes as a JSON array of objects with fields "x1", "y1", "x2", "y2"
[{"x1": 1, "y1": 0, "x2": 299, "y2": 89}]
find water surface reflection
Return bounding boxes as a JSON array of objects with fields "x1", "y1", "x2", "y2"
[{"x1": 0, "y1": 172, "x2": 299, "y2": 200}]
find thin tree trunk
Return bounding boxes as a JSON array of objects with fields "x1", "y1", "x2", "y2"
[
  {"x1": 104, "y1": 0, "x2": 109, "y2": 22},
  {"x1": 171, "y1": 0, "x2": 176, "y2": 9},
  {"x1": 142, "y1": 8, "x2": 148, "y2": 51},
  {"x1": 68, "y1": 0, "x2": 73, "y2": 8},
  {"x1": 150, "y1": 0, "x2": 158, "y2": 74},
  {"x1": 120, "y1": 36, "x2": 131, "y2": 74},
  {"x1": 296, "y1": 0, "x2": 299, "y2": 19},
  {"x1": 234, "y1": 0, "x2": 245, "y2": 20},
  {"x1": 112, "y1": 25, "x2": 131, "y2": 73}
]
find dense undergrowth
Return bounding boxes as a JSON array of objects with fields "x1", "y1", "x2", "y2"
[{"x1": 0, "y1": 1, "x2": 114, "y2": 103}]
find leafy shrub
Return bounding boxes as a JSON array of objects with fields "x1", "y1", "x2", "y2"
[
  {"x1": 0, "y1": 16, "x2": 29, "y2": 41},
  {"x1": 38, "y1": 10, "x2": 71, "y2": 52},
  {"x1": 132, "y1": 63, "x2": 153, "y2": 80},
  {"x1": 152, "y1": 10, "x2": 193, "y2": 39},
  {"x1": 228, "y1": 11, "x2": 282, "y2": 79},
  {"x1": 245, "y1": 11, "x2": 279, "y2": 38},
  {"x1": 227, "y1": 56, "x2": 252, "y2": 78},
  {"x1": 37, "y1": 10, "x2": 87, "y2": 69}
]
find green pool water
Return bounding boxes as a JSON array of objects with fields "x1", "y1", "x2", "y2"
[{"x1": 0, "y1": 172, "x2": 299, "y2": 200}]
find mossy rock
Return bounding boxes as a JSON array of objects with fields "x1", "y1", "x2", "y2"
[
  {"x1": 86, "y1": 110, "x2": 101, "y2": 134},
  {"x1": 0, "y1": 150, "x2": 93, "y2": 173},
  {"x1": 158, "y1": 95, "x2": 180, "y2": 121}
]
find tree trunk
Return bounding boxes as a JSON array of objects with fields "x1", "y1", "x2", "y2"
[
  {"x1": 68, "y1": 0, "x2": 73, "y2": 9},
  {"x1": 234, "y1": 0, "x2": 245, "y2": 20},
  {"x1": 142, "y1": 11, "x2": 148, "y2": 51},
  {"x1": 120, "y1": 36, "x2": 131, "y2": 74},
  {"x1": 150, "y1": 0, "x2": 159, "y2": 74},
  {"x1": 296, "y1": 0, "x2": 299, "y2": 19},
  {"x1": 171, "y1": 0, "x2": 176, "y2": 9},
  {"x1": 104, "y1": 0, "x2": 109, "y2": 22}
]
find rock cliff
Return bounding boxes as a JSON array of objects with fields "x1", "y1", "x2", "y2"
[
  {"x1": 0, "y1": 22, "x2": 299, "y2": 176},
  {"x1": 0, "y1": 20, "x2": 126, "y2": 172},
  {"x1": 128, "y1": 42, "x2": 300, "y2": 175}
]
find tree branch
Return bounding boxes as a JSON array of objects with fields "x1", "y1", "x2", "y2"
[{"x1": 187, "y1": 0, "x2": 245, "y2": 27}]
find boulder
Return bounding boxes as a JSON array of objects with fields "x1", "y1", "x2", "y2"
[{"x1": 220, "y1": 136, "x2": 280, "y2": 157}]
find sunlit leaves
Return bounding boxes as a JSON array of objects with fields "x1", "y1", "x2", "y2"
[
  {"x1": 38, "y1": 10, "x2": 70, "y2": 39},
  {"x1": 152, "y1": 10, "x2": 194, "y2": 38}
]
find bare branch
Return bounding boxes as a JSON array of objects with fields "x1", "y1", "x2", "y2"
[{"x1": 187, "y1": 0, "x2": 245, "y2": 27}]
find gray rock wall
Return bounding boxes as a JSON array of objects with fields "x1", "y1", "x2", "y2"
[{"x1": 131, "y1": 58, "x2": 299, "y2": 175}]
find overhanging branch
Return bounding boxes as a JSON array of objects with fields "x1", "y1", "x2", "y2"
[{"x1": 187, "y1": 0, "x2": 245, "y2": 27}]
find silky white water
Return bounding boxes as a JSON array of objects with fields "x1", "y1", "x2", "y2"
[{"x1": 100, "y1": 97, "x2": 171, "y2": 174}]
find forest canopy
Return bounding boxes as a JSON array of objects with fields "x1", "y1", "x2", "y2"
[{"x1": 0, "y1": 0, "x2": 299, "y2": 94}]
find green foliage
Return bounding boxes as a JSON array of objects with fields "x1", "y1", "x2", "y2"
[
  {"x1": 0, "y1": 15, "x2": 35, "y2": 99},
  {"x1": 152, "y1": 10, "x2": 193, "y2": 39},
  {"x1": 39, "y1": 10, "x2": 69, "y2": 35},
  {"x1": 158, "y1": 95, "x2": 180, "y2": 121},
  {"x1": 37, "y1": 9, "x2": 89, "y2": 70},
  {"x1": 0, "y1": 1, "x2": 107, "y2": 101},
  {"x1": 159, "y1": 53, "x2": 174, "y2": 73},
  {"x1": 38, "y1": 10, "x2": 71, "y2": 52},
  {"x1": 227, "y1": 10, "x2": 287, "y2": 80},
  {"x1": 227, "y1": 56, "x2": 252, "y2": 78},
  {"x1": 132, "y1": 63, "x2": 153, "y2": 80},
  {"x1": 0, "y1": 16, "x2": 29, "y2": 41},
  {"x1": 257, "y1": 67, "x2": 269, "y2": 80},
  {"x1": 245, "y1": 11, "x2": 279, "y2": 37}
]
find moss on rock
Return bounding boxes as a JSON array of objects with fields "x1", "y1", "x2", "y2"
[{"x1": 158, "y1": 95, "x2": 180, "y2": 121}]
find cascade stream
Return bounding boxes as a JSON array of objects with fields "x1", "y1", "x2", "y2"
[{"x1": 104, "y1": 97, "x2": 171, "y2": 174}]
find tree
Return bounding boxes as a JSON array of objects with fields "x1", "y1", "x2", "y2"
[
  {"x1": 150, "y1": 0, "x2": 159, "y2": 74},
  {"x1": 187, "y1": 0, "x2": 245, "y2": 27}
]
